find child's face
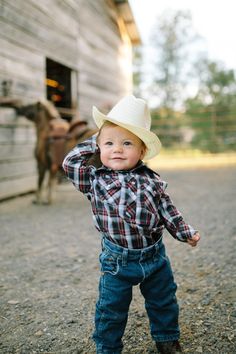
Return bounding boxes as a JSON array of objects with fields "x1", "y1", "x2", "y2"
[{"x1": 98, "y1": 124, "x2": 146, "y2": 170}]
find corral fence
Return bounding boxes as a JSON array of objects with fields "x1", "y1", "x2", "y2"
[{"x1": 151, "y1": 107, "x2": 236, "y2": 152}]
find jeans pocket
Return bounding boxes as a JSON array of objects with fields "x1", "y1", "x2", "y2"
[
  {"x1": 99, "y1": 251, "x2": 120, "y2": 275},
  {"x1": 153, "y1": 244, "x2": 169, "y2": 262}
]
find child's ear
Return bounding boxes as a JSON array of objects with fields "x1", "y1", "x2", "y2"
[{"x1": 140, "y1": 145, "x2": 147, "y2": 160}]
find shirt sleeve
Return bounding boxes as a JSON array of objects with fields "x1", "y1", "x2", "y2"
[
  {"x1": 62, "y1": 135, "x2": 98, "y2": 196},
  {"x1": 158, "y1": 185, "x2": 197, "y2": 242}
]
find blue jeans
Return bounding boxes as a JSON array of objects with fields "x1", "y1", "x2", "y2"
[{"x1": 93, "y1": 237, "x2": 180, "y2": 354}]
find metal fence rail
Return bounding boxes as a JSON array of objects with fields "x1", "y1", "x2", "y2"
[{"x1": 151, "y1": 108, "x2": 236, "y2": 151}]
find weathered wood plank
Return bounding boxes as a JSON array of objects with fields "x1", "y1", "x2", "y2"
[
  {"x1": 78, "y1": 41, "x2": 121, "y2": 74},
  {"x1": 0, "y1": 79, "x2": 43, "y2": 99},
  {"x1": 82, "y1": 7, "x2": 120, "y2": 46},
  {"x1": 0, "y1": 56, "x2": 43, "y2": 85},
  {"x1": 0, "y1": 15, "x2": 78, "y2": 69},
  {"x1": 0, "y1": 110, "x2": 35, "y2": 126},
  {"x1": 78, "y1": 89, "x2": 119, "y2": 122},
  {"x1": 0, "y1": 108, "x2": 18, "y2": 123},
  {"x1": 0, "y1": 175, "x2": 37, "y2": 200},
  {"x1": 1, "y1": 2, "x2": 77, "y2": 42},
  {"x1": 0, "y1": 37, "x2": 44, "y2": 69},
  {"x1": 79, "y1": 20, "x2": 120, "y2": 56},
  {"x1": 0, "y1": 70, "x2": 44, "y2": 100},
  {"x1": 0, "y1": 159, "x2": 36, "y2": 180},
  {"x1": 76, "y1": 1, "x2": 131, "y2": 111},
  {"x1": 6, "y1": 0, "x2": 78, "y2": 36},
  {"x1": 0, "y1": 143, "x2": 35, "y2": 160},
  {"x1": 0, "y1": 106, "x2": 37, "y2": 200},
  {"x1": 0, "y1": 126, "x2": 36, "y2": 143}
]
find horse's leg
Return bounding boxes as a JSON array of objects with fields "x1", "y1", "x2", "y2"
[
  {"x1": 34, "y1": 163, "x2": 46, "y2": 204},
  {"x1": 47, "y1": 167, "x2": 58, "y2": 204}
]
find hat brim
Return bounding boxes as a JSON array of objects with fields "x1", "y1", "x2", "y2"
[{"x1": 93, "y1": 106, "x2": 161, "y2": 160}]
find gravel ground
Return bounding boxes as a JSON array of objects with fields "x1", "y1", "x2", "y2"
[{"x1": 0, "y1": 167, "x2": 236, "y2": 354}]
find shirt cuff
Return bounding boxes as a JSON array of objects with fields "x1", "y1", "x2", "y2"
[{"x1": 176, "y1": 224, "x2": 197, "y2": 242}]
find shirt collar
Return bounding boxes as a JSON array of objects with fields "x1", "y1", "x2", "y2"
[{"x1": 96, "y1": 160, "x2": 146, "y2": 173}]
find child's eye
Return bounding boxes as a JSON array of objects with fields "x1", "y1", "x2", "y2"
[
  {"x1": 105, "y1": 141, "x2": 113, "y2": 146},
  {"x1": 124, "y1": 141, "x2": 132, "y2": 146}
]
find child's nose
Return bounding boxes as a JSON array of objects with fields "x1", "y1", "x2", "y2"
[{"x1": 113, "y1": 144, "x2": 123, "y2": 152}]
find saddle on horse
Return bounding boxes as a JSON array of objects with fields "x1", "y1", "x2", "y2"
[{"x1": 48, "y1": 118, "x2": 89, "y2": 170}]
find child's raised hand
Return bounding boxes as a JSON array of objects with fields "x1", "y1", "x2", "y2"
[{"x1": 187, "y1": 232, "x2": 200, "y2": 247}]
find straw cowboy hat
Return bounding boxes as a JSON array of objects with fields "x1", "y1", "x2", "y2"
[{"x1": 92, "y1": 95, "x2": 161, "y2": 160}]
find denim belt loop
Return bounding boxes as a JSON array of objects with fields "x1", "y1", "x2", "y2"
[
  {"x1": 101, "y1": 237, "x2": 105, "y2": 251},
  {"x1": 154, "y1": 239, "x2": 160, "y2": 255},
  {"x1": 122, "y1": 248, "x2": 128, "y2": 266}
]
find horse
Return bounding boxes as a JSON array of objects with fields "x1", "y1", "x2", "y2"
[{"x1": 17, "y1": 100, "x2": 97, "y2": 204}]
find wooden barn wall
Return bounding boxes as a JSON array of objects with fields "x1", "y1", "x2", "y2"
[
  {"x1": 0, "y1": 108, "x2": 37, "y2": 200},
  {"x1": 0, "y1": 0, "x2": 133, "y2": 118},
  {"x1": 0, "y1": 0, "x2": 133, "y2": 199},
  {"x1": 0, "y1": 0, "x2": 79, "y2": 101},
  {"x1": 77, "y1": 0, "x2": 133, "y2": 119}
]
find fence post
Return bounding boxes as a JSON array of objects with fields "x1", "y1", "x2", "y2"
[{"x1": 211, "y1": 106, "x2": 217, "y2": 149}]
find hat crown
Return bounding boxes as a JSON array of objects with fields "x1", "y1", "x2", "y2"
[{"x1": 107, "y1": 95, "x2": 151, "y2": 130}]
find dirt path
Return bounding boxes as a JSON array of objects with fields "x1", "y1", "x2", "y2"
[{"x1": 1, "y1": 167, "x2": 236, "y2": 353}]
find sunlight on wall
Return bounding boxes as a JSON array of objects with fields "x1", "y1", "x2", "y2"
[{"x1": 117, "y1": 17, "x2": 133, "y2": 94}]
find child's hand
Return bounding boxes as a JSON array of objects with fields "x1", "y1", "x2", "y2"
[{"x1": 187, "y1": 232, "x2": 200, "y2": 247}]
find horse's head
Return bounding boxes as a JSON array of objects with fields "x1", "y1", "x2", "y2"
[
  {"x1": 16, "y1": 100, "x2": 60, "y2": 123},
  {"x1": 16, "y1": 102, "x2": 40, "y2": 122}
]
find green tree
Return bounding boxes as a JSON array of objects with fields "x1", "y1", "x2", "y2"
[
  {"x1": 193, "y1": 59, "x2": 236, "y2": 109},
  {"x1": 150, "y1": 10, "x2": 199, "y2": 111}
]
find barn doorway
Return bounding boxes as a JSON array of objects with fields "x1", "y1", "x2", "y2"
[{"x1": 46, "y1": 58, "x2": 77, "y2": 121}]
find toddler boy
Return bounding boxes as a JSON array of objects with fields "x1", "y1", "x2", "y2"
[{"x1": 63, "y1": 95, "x2": 200, "y2": 353}]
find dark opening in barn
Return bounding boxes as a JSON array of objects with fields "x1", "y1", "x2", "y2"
[{"x1": 46, "y1": 58, "x2": 74, "y2": 120}]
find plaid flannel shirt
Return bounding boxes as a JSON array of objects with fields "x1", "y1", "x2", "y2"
[{"x1": 63, "y1": 136, "x2": 196, "y2": 249}]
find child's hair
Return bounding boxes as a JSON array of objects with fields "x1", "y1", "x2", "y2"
[{"x1": 96, "y1": 121, "x2": 117, "y2": 144}]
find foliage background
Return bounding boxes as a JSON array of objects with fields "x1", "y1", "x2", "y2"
[{"x1": 133, "y1": 10, "x2": 236, "y2": 152}]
